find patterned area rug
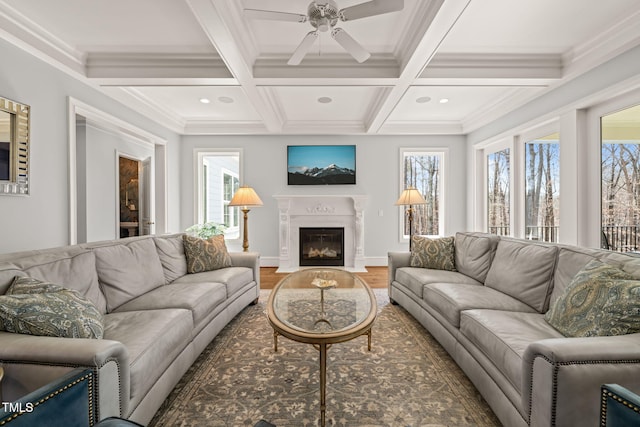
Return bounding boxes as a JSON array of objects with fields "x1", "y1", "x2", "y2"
[{"x1": 149, "y1": 290, "x2": 500, "y2": 427}]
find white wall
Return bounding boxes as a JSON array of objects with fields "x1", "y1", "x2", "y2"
[
  {"x1": 180, "y1": 135, "x2": 467, "y2": 265},
  {"x1": 0, "y1": 38, "x2": 182, "y2": 254}
]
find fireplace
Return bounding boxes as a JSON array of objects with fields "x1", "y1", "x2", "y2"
[{"x1": 299, "y1": 227, "x2": 344, "y2": 267}]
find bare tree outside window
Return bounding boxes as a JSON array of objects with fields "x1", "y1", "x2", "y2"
[
  {"x1": 487, "y1": 149, "x2": 510, "y2": 236},
  {"x1": 401, "y1": 151, "x2": 443, "y2": 236},
  {"x1": 525, "y1": 134, "x2": 560, "y2": 242},
  {"x1": 601, "y1": 104, "x2": 640, "y2": 252}
]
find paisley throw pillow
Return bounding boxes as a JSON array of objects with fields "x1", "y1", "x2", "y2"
[
  {"x1": 545, "y1": 259, "x2": 640, "y2": 337},
  {"x1": 183, "y1": 234, "x2": 233, "y2": 274},
  {"x1": 410, "y1": 235, "x2": 457, "y2": 271},
  {"x1": 0, "y1": 276, "x2": 104, "y2": 339}
]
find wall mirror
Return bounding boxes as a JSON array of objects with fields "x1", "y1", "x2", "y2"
[{"x1": 0, "y1": 96, "x2": 30, "y2": 195}]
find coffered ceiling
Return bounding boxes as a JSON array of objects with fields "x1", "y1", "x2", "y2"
[{"x1": 1, "y1": 0, "x2": 639, "y2": 135}]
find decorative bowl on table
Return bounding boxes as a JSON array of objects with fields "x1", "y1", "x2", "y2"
[{"x1": 311, "y1": 278, "x2": 338, "y2": 289}]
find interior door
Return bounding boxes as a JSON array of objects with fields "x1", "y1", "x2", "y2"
[{"x1": 140, "y1": 157, "x2": 155, "y2": 235}]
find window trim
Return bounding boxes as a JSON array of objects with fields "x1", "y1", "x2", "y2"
[
  {"x1": 193, "y1": 148, "x2": 243, "y2": 242},
  {"x1": 398, "y1": 147, "x2": 447, "y2": 243}
]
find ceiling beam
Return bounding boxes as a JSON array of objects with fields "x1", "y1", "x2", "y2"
[
  {"x1": 365, "y1": 0, "x2": 472, "y2": 133},
  {"x1": 186, "y1": 0, "x2": 283, "y2": 132}
]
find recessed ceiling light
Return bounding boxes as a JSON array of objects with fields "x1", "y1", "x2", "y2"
[
  {"x1": 416, "y1": 96, "x2": 431, "y2": 104},
  {"x1": 199, "y1": 98, "x2": 210, "y2": 104},
  {"x1": 439, "y1": 98, "x2": 449, "y2": 104},
  {"x1": 218, "y1": 96, "x2": 234, "y2": 104},
  {"x1": 317, "y1": 97, "x2": 332, "y2": 104}
]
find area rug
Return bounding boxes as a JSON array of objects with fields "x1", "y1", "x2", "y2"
[{"x1": 149, "y1": 290, "x2": 500, "y2": 427}]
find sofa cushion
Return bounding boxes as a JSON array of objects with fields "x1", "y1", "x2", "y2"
[
  {"x1": 410, "y1": 235, "x2": 456, "y2": 271},
  {"x1": 484, "y1": 239, "x2": 558, "y2": 312},
  {"x1": 2, "y1": 250, "x2": 106, "y2": 314},
  {"x1": 183, "y1": 235, "x2": 232, "y2": 274},
  {"x1": 460, "y1": 309, "x2": 563, "y2": 393},
  {"x1": 154, "y1": 234, "x2": 188, "y2": 283},
  {"x1": 114, "y1": 282, "x2": 227, "y2": 327},
  {"x1": 454, "y1": 232, "x2": 500, "y2": 283},
  {"x1": 93, "y1": 238, "x2": 166, "y2": 312},
  {"x1": 103, "y1": 308, "x2": 193, "y2": 403},
  {"x1": 424, "y1": 282, "x2": 537, "y2": 328},
  {"x1": 171, "y1": 267, "x2": 254, "y2": 299},
  {"x1": 395, "y1": 267, "x2": 481, "y2": 299},
  {"x1": 545, "y1": 259, "x2": 640, "y2": 337},
  {"x1": 0, "y1": 265, "x2": 26, "y2": 295},
  {"x1": 0, "y1": 276, "x2": 103, "y2": 339}
]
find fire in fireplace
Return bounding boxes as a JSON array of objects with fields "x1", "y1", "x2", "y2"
[{"x1": 299, "y1": 227, "x2": 344, "y2": 267}]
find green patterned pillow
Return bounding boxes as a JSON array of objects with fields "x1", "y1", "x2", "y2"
[
  {"x1": 183, "y1": 234, "x2": 233, "y2": 274},
  {"x1": 545, "y1": 260, "x2": 640, "y2": 337},
  {"x1": 0, "y1": 276, "x2": 104, "y2": 339},
  {"x1": 410, "y1": 235, "x2": 457, "y2": 271}
]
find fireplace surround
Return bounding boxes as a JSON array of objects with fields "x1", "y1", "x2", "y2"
[{"x1": 274, "y1": 195, "x2": 367, "y2": 272}]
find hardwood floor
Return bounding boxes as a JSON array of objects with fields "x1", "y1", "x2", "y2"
[{"x1": 260, "y1": 266, "x2": 389, "y2": 289}]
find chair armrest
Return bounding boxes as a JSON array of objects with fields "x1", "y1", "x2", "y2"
[
  {"x1": 229, "y1": 252, "x2": 260, "y2": 288},
  {"x1": 523, "y1": 334, "x2": 640, "y2": 427},
  {"x1": 387, "y1": 251, "x2": 411, "y2": 287},
  {"x1": 601, "y1": 384, "x2": 640, "y2": 426},
  {"x1": 0, "y1": 368, "x2": 97, "y2": 427},
  {"x1": 0, "y1": 332, "x2": 129, "y2": 419}
]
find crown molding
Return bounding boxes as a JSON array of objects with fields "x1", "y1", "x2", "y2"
[
  {"x1": 282, "y1": 120, "x2": 365, "y2": 134},
  {"x1": 107, "y1": 87, "x2": 187, "y2": 134},
  {"x1": 86, "y1": 52, "x2": 232, "y2": 79},
  {"x1": 379, "y1": 121, "x2": 463, "y2": 135},
  {"x1": 563, "y1": 8, "x2": 640, "y2": 79},
  {"x1": 420, "y1": 52, "x2": 563, "y2": 79},
  {"x1": 461, "y1": 86, "x2": 546, "y2": 134},
  {"x1": 0, "y1": 1, "x2": 85, "y2": 74},
  {"x1": 184, "y1": 120, "x2": 267, "y2": 135},
  {"x1": 253, "y1": 54, "x2": 399, "y2": 79}
]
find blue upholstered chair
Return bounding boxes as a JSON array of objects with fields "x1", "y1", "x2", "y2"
[
  {"x1": 0, "y1": 367, "x2": 142, "y2": 426},
  {"x1": 601, "y1": 384, "x2": 640, "y2": 427}
]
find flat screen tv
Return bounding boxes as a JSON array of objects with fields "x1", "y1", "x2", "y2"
[{"x1": 287, "y1": 145, "x2": 356, "y2": 185}]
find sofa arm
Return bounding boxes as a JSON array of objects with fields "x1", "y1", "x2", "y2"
[
  {"x1": 387, "y1": 251, "x2": 411, "y2": 287},
  {"x1": 0, "y1": 332, "x2": 130, "y2": 420},
  {"x1": 229, "y1": 251, "x2": 260, "y2": 289},
  {"x1": 523, "y1": 334, "x2": 640, "y2": 427}
]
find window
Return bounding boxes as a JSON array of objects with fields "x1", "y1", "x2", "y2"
[
  {"x1": 525, "y1": 133, "x2": 560, "y2": 242},
  {"x1": 223, "y1": 171, "x2": 239, "y2": 229},
  {"x1": 601, "y1": 104, "x2": 640, "y2": 252},
  {"x1": 487, "y1": 148, "x2": 510, "y2": 236},
  {"x1": 400, "y1": 149, "x2": 445, "y2": 238},
  {"x1": 196, "y1": 150, "x2": 241, "y2": 240}
]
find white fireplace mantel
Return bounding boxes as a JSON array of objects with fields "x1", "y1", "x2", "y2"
[{"x1": 273, "y1": 194, "x2": 367, "y2": 272}]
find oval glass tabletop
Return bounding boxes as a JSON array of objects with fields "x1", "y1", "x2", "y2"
[{"x1": 269, "y1": 268, "x2": 375, "y2": 335}]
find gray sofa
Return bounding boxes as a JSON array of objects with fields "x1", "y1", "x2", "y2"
[
  {"x1": 0, "y1": 233, "x2": 259, "y2": 425},
  {"x1": 389, "y1": 231, "x2": 640, "y2": 427}
]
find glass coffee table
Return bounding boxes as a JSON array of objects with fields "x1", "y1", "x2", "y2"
[{"x1": 266, "y1": 268, "x2": 377, "y2": 427}]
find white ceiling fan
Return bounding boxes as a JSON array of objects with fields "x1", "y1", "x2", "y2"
[{"x1": 244, "y1": 0, "x2": 404, "y2": 65}]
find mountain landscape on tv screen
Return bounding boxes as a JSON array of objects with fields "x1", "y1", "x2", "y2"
[{"x1": 288, "y1": 163, "x2": 355, "y2": 185}]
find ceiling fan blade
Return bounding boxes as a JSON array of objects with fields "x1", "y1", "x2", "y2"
[
  {"x1": 244, "y1": 8, "x2": 307, "y2": 23},
  {"x1": 288, "y1": 31, "x2": 319, "y2": 65},
  {"x1": 339, "y1": 0, "x2": 404, "y2": 21},
  {"x1": 331, "y1": 28, "x2": 371, "y2": 63}
]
